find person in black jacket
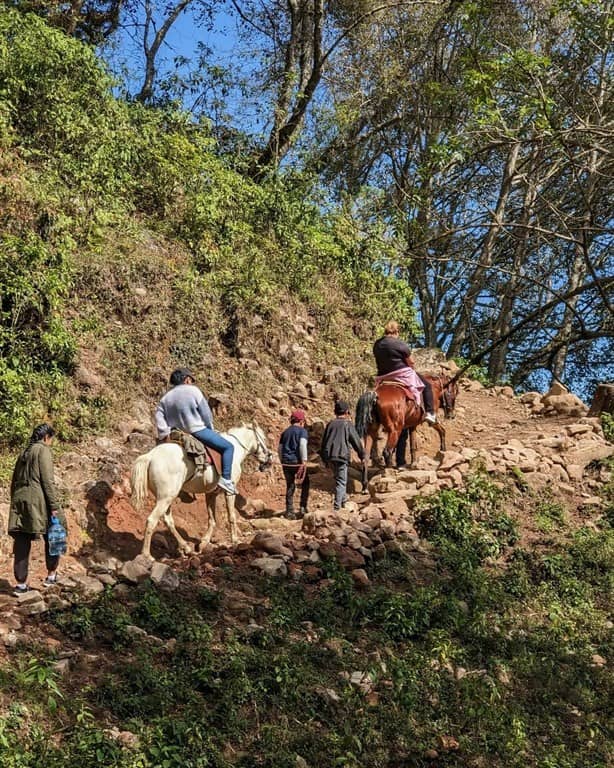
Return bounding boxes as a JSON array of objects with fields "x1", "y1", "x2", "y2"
[{"x1": 320, "y1": 401, "x2": 366, "y2": 511}]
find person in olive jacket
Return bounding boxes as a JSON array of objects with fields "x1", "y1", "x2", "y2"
[
  {"x1": 9, "y1": 423, "x2": 66, "y2": 594},
  {"x1": 320, "y1": 401, "x2": 366, "y2": 511}
]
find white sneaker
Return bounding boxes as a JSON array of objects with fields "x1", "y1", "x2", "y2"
[
  {"x1": 425, "y1": 412, "x2": 437, "y2": 424},
  {"x1": 217, "y1": 477, "x2": 238, "y2": 495}
]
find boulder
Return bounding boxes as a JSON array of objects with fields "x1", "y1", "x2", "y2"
[
  {"x1": 150, "y1": 562, "x2": 180, "y2": 591},
  {"x1": 119, "y1": 554, "x2": 153, "y2": 583},
  {"x1": 250, "y1": 557, "x2": 287, "y2": 577}
]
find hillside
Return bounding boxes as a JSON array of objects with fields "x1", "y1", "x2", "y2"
[
  {"x1": 0, "y1": 353, "x2": 612, "y2": 767},
  {"x1": 0, "y1": 8, "x2": 612, "y2": 768}
]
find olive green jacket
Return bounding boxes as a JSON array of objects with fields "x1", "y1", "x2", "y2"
[{"x1": 9, "y1": 442, "x2": 65, "y2": 535}]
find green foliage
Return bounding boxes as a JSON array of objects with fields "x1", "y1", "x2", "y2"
[
  {"x1": 601, "y1": 413, "x2": 614, "y2": 443},
  {"x1": 0, "y1": 233, "x2": 74, "y2": 444},
  {"x1": 452, "y1": 356, "x2": 492, "y2": 386},
  {"x1": 533, "y1": 493, "x2": 567, "y2": 532}
]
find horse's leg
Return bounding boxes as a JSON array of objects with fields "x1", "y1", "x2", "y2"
[
  {"x1": 409, "y1": 428, "x2": 418, "y2": 468},
  {"x1": 226, "y1": 493, "x2": 239, "y2": 546},
  {"x1": 142, "y1": 496, "x2": 175, "y2": 559},
  {"x1": 361, "y1": 428, "x2": 376, "y2": 490},
  {"x1": 383, "y1": 427, "x2": 402, "y2": 468},
  {"x1": 431, "y1": 421, "x2": 447, "y2": 452},
  {"x1": 199, "y1": 493, "x2": 217, "y2": 549},
  {"x1": 162, "y1": 508, "x2": 193, "y2": 556}
]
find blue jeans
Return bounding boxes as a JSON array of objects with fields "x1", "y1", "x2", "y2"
[
  {"x1": 191, "y1": 428, "x2": 234, "y2": 480},
  {"x1": 331, "y1": 461, "x2": 349, "y2": 510}
]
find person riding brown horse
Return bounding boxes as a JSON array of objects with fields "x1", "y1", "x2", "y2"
[
  {"x1": 372, "y1": 321, "x2": 438, "y2": 423},
  {"x1": 356, "y1": 323, "x2": 459, "y2": 488}
]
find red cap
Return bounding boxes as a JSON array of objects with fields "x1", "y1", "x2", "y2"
[{"x1": 290, "y1": 409, "x2": 306, "y2": 422}]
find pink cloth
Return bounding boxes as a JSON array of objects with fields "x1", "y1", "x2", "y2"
[{"x1": 375, "y1": 366, "x2": 424, "y2": 405}]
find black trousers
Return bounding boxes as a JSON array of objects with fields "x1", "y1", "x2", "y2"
[
  {"x1": 12, "y1": 531, "x2": 59, "y2": 584},
  {"x1": 282, "y1": 466, "x2": 310, "y2": 513},
  {"x1": 417, "y1": 373, "x2": 434, "y2": 412}
]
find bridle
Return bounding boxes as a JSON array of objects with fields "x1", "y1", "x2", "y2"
[
  {"x1": 230, "y1": 424, "x2": 274, "y2": 470},
  {"x1": 441, "y1": 379, "x2": 458, "y2": 418}
]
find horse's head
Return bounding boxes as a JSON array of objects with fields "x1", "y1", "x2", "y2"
[
  {"x1": 441, "y1": 376, "x2": 459, "y2": 419},
  {"x1": 249, "y1": 422, "x2": 275, "y2": 470}
]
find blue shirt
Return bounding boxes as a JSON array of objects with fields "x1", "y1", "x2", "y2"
[{"x1": 278, "y1": 425, "x2": 308, "y2": 464}]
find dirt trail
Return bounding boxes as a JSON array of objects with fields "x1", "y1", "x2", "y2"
[{"x1": 0, "y1": 383, "x2": 604, "y2": 588}]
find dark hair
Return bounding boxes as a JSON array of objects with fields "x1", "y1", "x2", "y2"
[
  {"x1": 169, "y1": 367, "x2": 195, "y2": 386},
  {"x1": 30, "y1": 423, "x2": 55, "y2": 444}
]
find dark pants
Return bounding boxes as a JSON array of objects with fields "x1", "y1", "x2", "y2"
[
  {"x1": 282, "y1": 466, "x2": 310, "y2": 513},
  {"x1": 417, "y1": 373, "x2": 434, "y2": 412},
  {"x1": 12, "y1": 531, "x2": 59, "y2": 584},
  {"x1": 191, "y1": 428, "x2": 234, "y2": 480},
  {"x1": 331, "y1": 461, "x2": 349, "y2": 510}
]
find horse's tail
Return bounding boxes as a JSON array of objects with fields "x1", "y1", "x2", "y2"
[
  {"x1": 131, "y1": 451, "x2": 153, "y2": 509},
  {"x1": 355, "y1": 391, "x2": 378, "y2": 438}
]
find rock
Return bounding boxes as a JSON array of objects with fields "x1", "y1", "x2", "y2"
[
  {"x1": 351, "y1": 568, "x2": 370, "y2": 587},
  {"x1": 349, "y1": 670, "x2": 373, "y2": 694},
  {"x1": 439, "y1": 735, "x2": 460, "y2": 751},
  {"x1": 251, "y1": 532, "x2": 293, "y2": 558},
  {"x1": 53, "y1": 658, "x2": 72, "y2": 676},
  {"x1": 71, "y1": 575, "x2": 106, "y2": 598},
  {"x1": 545, "y1": 381, "x2": 569, "y2": 397},
  {"x1": 424, "y1": 748, "x2": 439, "y2": 760},
  {"x1": 500, "y1": 386, "x2": 514, "y2": 398},
  {"x1": 438, "y1": 451, "x2": 465, "y2": 471},
  {"x1": 250, "y1": 557, "x2": 288, "y2": 577},
  {"x1": 74, "y1": 364, "x2": 103, "y2": 390},
  {"x1": 150, "y1": 562, "x2": 180, "y2": 591},
  {"x1": 590, "y1": 654, "x2": 606, "y2": 668},
  {"x1": 119, "y1": 555, "x2": 153, "y2": 583}
]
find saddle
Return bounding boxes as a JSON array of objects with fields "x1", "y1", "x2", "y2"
[
  {"x1": 375, "y1": 379, "x2": 419, "y2": 405},
  {"x1": 168, "y1": 429, "x2": 223, "y2": 478}
]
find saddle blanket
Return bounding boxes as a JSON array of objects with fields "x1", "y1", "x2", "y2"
[
  {"x1": 170, "y1": 426, "x2": 228, "y2": 475},
  {"x1": 375, "y1": 366, "x2": 424, "y2": 405}
]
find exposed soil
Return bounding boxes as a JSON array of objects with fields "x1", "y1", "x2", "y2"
[{"x1": 1, "y1": 383, "x2": 604, "y2": 592}]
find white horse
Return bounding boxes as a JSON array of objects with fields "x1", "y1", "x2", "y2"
[{"x1": 131, "y1": 423, "x2": 274, "y2": 559}]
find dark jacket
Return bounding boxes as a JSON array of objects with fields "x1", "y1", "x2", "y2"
[
  {"x1": 9, "y1": 442, "x2": 65, "y2": 535},
  {"x1": 320, "y1": 418, "x2": 365, "y2": 465}
]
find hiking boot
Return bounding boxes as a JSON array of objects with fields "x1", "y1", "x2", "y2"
[
  {"x1": 299, "y1": 507, "x2": 308, "y2": 518},
  {"x1": 286, "y1": 508, "x2": 298, "y2": 520},
  {"x1": 13, "y1": 584, "x2": 32, "y2": 596},
  {"x1": 217, "y1": 477, "x2": 238, "y2": 495},
  {"x1": 425, "y1": 412, "x2": 437, "y2": 424},
  {"x1": 43, "y1": 575, "x2": 59, "y2": 587}
]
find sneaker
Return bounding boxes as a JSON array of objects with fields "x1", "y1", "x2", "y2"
[
  {"x1": 13, "y1": 584, "x2": 32, "y2": 596},
  {"x1": 217, "y1": 477, "x2": 238, "y2": 495},
  {"x1": 43, "y1": 575, "x2": 58, "y2": 587},
  {"x1": 425, "y1": 412, "x2": 437, "y2": 424}
]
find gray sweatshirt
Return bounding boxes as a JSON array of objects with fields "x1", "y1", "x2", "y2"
[{"x1": 155, "y1": 384, "x2": 214, "y2": 439}]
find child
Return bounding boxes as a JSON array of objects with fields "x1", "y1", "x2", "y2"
[
  {"x1": 278, "y1": 409, "x2": 310, "y2": 519},
  {"x1": 320, "y1": 401, "x2": 365, "y2": 511}
]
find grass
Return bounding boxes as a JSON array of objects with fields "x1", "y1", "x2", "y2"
[{"x1": 0, "y1": 477, "x2": 612, "y2": 767}]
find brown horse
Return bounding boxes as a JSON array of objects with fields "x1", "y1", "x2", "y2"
[{"x1": 355, "y1": 374, "x2": 459, "y2": 489}]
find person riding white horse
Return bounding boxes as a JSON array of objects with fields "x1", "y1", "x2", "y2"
[
  {"x1": 155, "y1": 367, "x2": 237, "y2": 496},
  {"x1": 132, "y1": 422, "x2": 273, "y2": 559}
]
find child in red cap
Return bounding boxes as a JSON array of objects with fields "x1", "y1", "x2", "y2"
[{"x1": 278, "y1": 409, "x2": 310, "y2": 519}]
